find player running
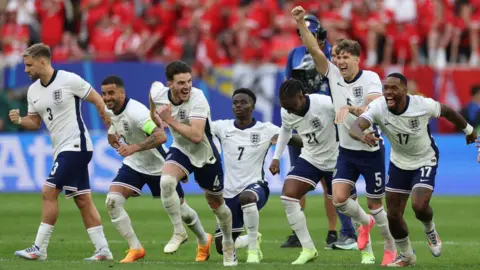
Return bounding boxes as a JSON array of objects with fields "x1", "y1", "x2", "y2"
[
  {"x1": 101, "y1": 75, "x2": 211, "y2": 263},
  {"x1": 269, "y1": 79, "x2": 347, "y2": 264},
  {"x1": 284, "y1": 14, "x2": 356, "y2": 249},
  {"x1": 212, "y1": 88, "x2": 302, "y2": 263},
  {"x1": 292, "y1": 5, "x2": 396, "y2": 265},
  {"x1": 10, "y1": 43, "x2": 113, "y2": 261},
  {"x1": 149, "y1": 61, "x2": 236, "y2": 266},
  {"x1": 350, "y1": 73, "x2": 478, "y2": 267}
]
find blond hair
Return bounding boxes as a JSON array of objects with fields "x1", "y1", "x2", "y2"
[{"x1": 22, "y1": 43, "x2": 51, "y2": 59}]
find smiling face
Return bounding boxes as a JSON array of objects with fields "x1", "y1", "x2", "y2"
[
  {"x1": 383, "y1": 76, "x2": 408, "y2": 113},
  {"x1": 232, "y1": 93, "x2": 254, "y2": 120},
  {"x1": 335, "y1": 50, "x2": 359, "y2": 81},
  {"x1": 167, "y1": 73, "x2": 192, "y2": 102},
  {"x1": 101, "y1": 83, "x2": 125, "y2": 113}
]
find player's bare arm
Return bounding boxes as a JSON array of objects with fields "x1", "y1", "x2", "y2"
[
  {"x1": 439, "y1": 104, "x2": 477, "y2": 144},
  {"x1": 349, "y1": 117, "x2": 379, "y2": 147},
  {"x1": 336, "y1": 94, "x2": 382, "y2": 124},
  {"x1": 9, "y1": 109, "x2": 42, "y2": 130},
  {"x1": 116, "y1": 126, "x2": 167, "y2": 157},
  {"x1": 86, "y1": 89, "x2": 112, "y2": 128},
  {"x1": 292, "y1": 6, "x2": 329, "y2": 76},
  {"x1": 157, "y1": 103, "x2": 206, "y2": 144}
]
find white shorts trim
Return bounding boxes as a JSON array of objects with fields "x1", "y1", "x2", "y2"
[
  {"x1": 65, "y1": 189, "x2": 91, "y2": 199},
  {"x1": 202, "y1": 187, "x2": 223, "y2": 196},
  {"x1": 164, "y1": 161, "x2": 190, "y2": 178},
  {"x1": 63, "y1": 186, "x2": 78, "y2": 192},
  {"x1": 110, "y1": 182, "x2": 142, "y2": 196},
  {"x1": 242, "y1": 189, "x2": 259, "y2": 202},
  {"x1": 365, "y1": 192, "x2": 385, "y2": 199},
  {"x1": 412, "y1": 184, "x2": 434, "y2": 191},
  {"x1": 44, "y1": 182, "x2": 56, "y2": 189},
  {"x1": 385, "y1": 187, "x2": 411, "y2": 195},
  {"x1": 287, "y1": 175, "x2": 317, "y2": 188},
  {"x1": 332, "y1": 178, "x2": 356, "y2": 187}
]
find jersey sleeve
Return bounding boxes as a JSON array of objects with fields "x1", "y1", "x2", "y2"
[
  {"x1": 367, "y1": 72, "x2": 383, "y2": 95},
  {"x1": 189, "y1": 91, "x2": 209, "y2": 120},
  {"x1": 27, "y1": 95, "x2": 38, "y2": 115},
  {"x1": 265, "y1": 122, "x2": 281, "y2": 139},
  {"x1": 69, "y1": 72, "x2": 92, "y2": 99},
  {"x1": 324, "y1": 61, "x2": 341, "y2": 81},
  {"x1": 149, "y1": 81, "x2": 167, "y2": 106},
  {"x1": 280, "y1": 109, "x2": 294, "y2": 130},
  {"x1": 422, "y1": 97, "x2": 441, "y2": 118},
  {"x1": 211, "y1": 120, "x2": 226, "y2": 139},
  {"x1": 360, "y1": 98, "x2": 383, "y2": 124},
  {"x1": 129, "y1": 103, "x2": 153, "y2": 134}
]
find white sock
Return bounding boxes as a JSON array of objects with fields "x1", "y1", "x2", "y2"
[
  {"x1": 212, "y1": 203, "x2": 233, "y2": 244},
  {"x1": 422, "y1": 220, "x2": 435, "y2": 233},
  {"x1": 180, "y1": 202, "x2": 208, "y2": 245},
  {"x1": 235, "y1": 235, "x2": 249, "y2": 249},
  {"x1": 395, "y1": 236, "x2": 414, "y2": 257},
  {"x1": 87, "y1": 225, "x2": 109, "y2": 251},
  {"x1": 363, "y1": 236, "x2": 374, "y2": 254},
  {"x1": 242, "y1": 203, "x2": 259, "y2": 251},
  {"x1": 335, "y1": 198, "x2": 370, "y2": 225},
  {"x1": 106, "y1": 193, "x2": 142, "y2": 249},
  {"x1": 371, "y1": 207, "x2": 396, "y2": 251},
  {"x1": 34, "y1": 222, "x2": 54, "y2": 253},
  {"x1": 160, "y1": 175, "x2": 186, "y2": 235},
  {"x1": 281, "y1": 196, "x2": 315, "y2": 250}
]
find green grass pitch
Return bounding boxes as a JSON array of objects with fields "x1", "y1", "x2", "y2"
[{"x1": 0, "y1": 194, "x2": 479, "y2": 269}]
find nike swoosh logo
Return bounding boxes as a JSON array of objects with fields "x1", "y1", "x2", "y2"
[
  {"x1": 226, "y1": 135, "x2": 233, "y2": 137},
  {"x1": 33, "y1": 99, "x2": 40, "y2": 104},
  {"x1": 374, "y1": 189, "x2": 383, "y2": 193},
  {"x1": 384, "y1": 123, "x2": 390, "y2": 126},
  {"x1": 337, "y1": 82, "x2": 345, "y2": 87},
  {"x1": 420, "y1": 179, "x2": 429, "y2": 182}
]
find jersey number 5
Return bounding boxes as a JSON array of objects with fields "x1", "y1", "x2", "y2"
[
  {"x1": 47, "y1": 108, "x2": 53, "y2": 121},
  {"x1": 237, "y1": 146, "x2": 245, "y2": 160},
  {"x1": 306, "y1": 133, "x2": 319, "y2": 144}
]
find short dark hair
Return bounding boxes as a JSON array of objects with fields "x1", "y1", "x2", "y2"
[
  {"x1": 101, "y1": 75, "x2": 125, "y2": 87},
  {"x1": 334, "y1": 39, "x2": 361, "y2": 57},
  {"x1": 279, "y1": 79, "x2": 304, "y2": 98},
  {"x1": 22, "y1": 43, "x2": 51, "y2": 59},
  {"x1": 165, "y1": 60, "x2": 192, "y2": 81},
  {"x1": 387, "y1": 72, "x2": 408, "y2": 87},
  {"x1": 471, "y1": 84, "x2": 480, "y2": 96},
  {"x1": 233, "y1": 88, "x2": 256, "y2": 105},
  {"x1": 333, "y1": 38, "x2": 345, "y2": 46}
]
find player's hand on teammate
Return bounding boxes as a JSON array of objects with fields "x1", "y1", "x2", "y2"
[
  {"x1": 157, "y1": 104, "x2": 173, "y2": 123},
  {"x1": 269, "y1": 159, "x2": 280, "y2": 175},
  {"x1": 270, "y1": 134, "x2": 279, "y2": 145},
  {"x1": 335, "y1": 106, "x2": 351, "y2": 124},
  {"x1": 361, "y1": 131, "x2": 379, "y2": 147},
  {"x1": 291, "y1": 6, "x2": 306, "y2": 22},
  {"x1": 116, "y1": 144, "x2": 140, "y2": 157},
  {"x1": 9, "y1": 109, "x2": 21, "y2": 124},
  {"x1": 108, "y1": 133, "x2": 121, "y2": 149},
  {"x1": 465, "y1": 130, "x2": 477, "y2": 144}
]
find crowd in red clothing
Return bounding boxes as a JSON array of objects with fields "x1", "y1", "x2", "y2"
[{"x1": 1, "y1": 0, "x2": 480, "y2": 71}]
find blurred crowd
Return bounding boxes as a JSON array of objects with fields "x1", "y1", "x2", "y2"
[{"x1": 0, "y1": 0, "x2": 480, "y2": 71}]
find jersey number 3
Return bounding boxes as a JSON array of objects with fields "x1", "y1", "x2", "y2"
[{"x1": 47, "y1": 108, "x2": 53, "y2": 121}]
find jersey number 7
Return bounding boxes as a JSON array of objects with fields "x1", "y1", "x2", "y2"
[{"x1": 238, "y1": 146, "x2": 245, "y2": 160}]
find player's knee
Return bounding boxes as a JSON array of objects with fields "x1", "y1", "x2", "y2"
[
  {"x1": 366, "y1": 198, "x2": 382, "y2": 210},
  {"x1": 332, "y1": 193, "x2": 349, "y2": 205},
  {"x1": 387, "y1": 209, "x2": 402, "y2": 223},
  {"x1": 74, "y1": 194, "x2": 91, "y2": 209},
  {"x1": 160, "y1": 175, "x2": 177, "y2": 196},
  {"x1": 41, "y1": 187, "x2": 57, "y2": 202},
  {"x1": 239, "y1": 191, "x2": 257, "y2": 206},
  {"x1": 411, "y1": 200, "x2": 428, "y2": 215},
  {"x1": 105, "y1": 193, "x2": 125, "y2": 213},
  {"x1": 215, "y1": 235, "x2": 223, "y2": 255},
  {"x1": 206, "y1": 193, "x2": 223, "y2": 209}
]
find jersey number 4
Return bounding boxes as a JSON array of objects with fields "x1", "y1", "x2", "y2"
[{"x1": 396, "y1": 133, "x2": 410, "y2": 145}]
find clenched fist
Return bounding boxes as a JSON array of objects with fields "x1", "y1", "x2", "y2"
[
  {"x1": 9, "y1": 109, "x2": 21, "y2": 124},
  {"x1": 291, "y1": 6, "x2": 306, "y2": 22}
]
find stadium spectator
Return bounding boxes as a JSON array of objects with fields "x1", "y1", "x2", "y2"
[{"x1": 460, "y1": 84, "x2": 480, "y2": 131}]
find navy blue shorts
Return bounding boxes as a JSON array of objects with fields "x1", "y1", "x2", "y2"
[
  {"x1": 288, "y1": 145, "x2": 301, "y2": 166},
  {"x1": 288, "y1": 157, "x2": 356, "y2": 198},
  {"x1": 333, "y1": 146, "x2": 386, "y2": 199},
  {"x1": 215, "y1": 181, "x2": 270, "y2": 237},
  {"x1": 45, "y1": 151, "x2": 92, "y2": 199},
  {"x1": 112, "y1": 164, "x2": 184, "y2": 199},
  {"x1": 386, "y1": 162, "x2": 437, "y2": 194},
  {"x1": 165, "y1": 147, "x2": 224, "y2": 195}
]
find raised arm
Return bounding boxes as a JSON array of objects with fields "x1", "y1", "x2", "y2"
[
  {"x1": 292, "y1": 6, "x2": 329, "y2": 76},
  {"x1": 349, "y1": 116, "x2": 379, "y2": 147}
]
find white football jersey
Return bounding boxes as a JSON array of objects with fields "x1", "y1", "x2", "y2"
[
  {"x1": 27, "y1": 70, "x2": 93, "y2": 159},
  {"x1": 361, "y1": 95, "x2": 440, "y2": 170},
  {"x1": 325, "y1": 62, "x2": 383, "y2": 151},
  {"x1": 280, "y1": 94, "x2": 339, "y2": 171},
  {"x1": 106, "y1": 98, "x2": 167, "y2": 175},
  {"x1": 212, "y1": 119, "x2": 279, "y2": 198},
  {"x1": 150, "y1": 82, "x2": 219, "y2": 167}
]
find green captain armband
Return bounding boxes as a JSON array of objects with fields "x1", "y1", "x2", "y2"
[{"x1": 142, "y1": 119, "x2": 157, "y2": 135}]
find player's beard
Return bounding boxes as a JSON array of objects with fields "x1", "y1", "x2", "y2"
[{"x1": 29, "y1": 73, "x2": 40, "y2": 81}]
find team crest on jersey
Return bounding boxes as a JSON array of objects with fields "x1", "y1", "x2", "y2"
[
  {"x1": 353, "y1": 86, "x2": 363, "y2": 99},
  {"x1": 250, "y1": 132, "x2": 260, "y2": 144},
  {"x1": 52, "y1": 89, "x2": 63, "y2": 105},
  {"x1": 408, "y1": 118, "x2": 420, "y2": 130},
  {"x1": 178, "y1": 109, "x2": 187, "y2": 121},
  {"x1": 309, "y1": 117, "x2": 323, "y2": 130}
]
